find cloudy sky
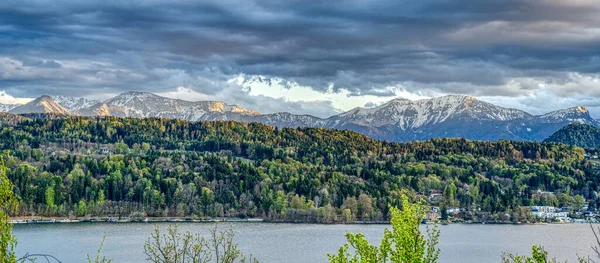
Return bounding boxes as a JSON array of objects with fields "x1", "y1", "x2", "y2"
[{"x1": 1, "y1": 0, "x2": 600, "y2": 118}]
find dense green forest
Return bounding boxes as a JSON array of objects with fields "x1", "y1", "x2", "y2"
[
  {"x1": 545, "y1": 123, "x2": 600, "y2": 149},
  {"x1": 1, "y1": 114, "x2": 598, "y2": 223}
]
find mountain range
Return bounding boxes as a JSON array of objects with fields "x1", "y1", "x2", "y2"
[{"x1": 2, "y1": 91, "x2": 598, "y2": 142}]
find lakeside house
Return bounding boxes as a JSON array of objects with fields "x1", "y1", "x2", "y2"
[
  {"x1": 423, "y1": 206, "x2": 440, "y2": 223},
  {"x1": 425, "y1": 210, "x2": 439, "y2": 223},
  {"x1": 446, "y1": 207, "x2": 462, "y2": 215},
  {"x1": 529, "y1": 206, "x2": 570, "y2": 222}
]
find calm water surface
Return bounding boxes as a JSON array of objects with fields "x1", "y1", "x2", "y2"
[{"x1": 14, "y1": 223, "x2": 596, "y2": 263}]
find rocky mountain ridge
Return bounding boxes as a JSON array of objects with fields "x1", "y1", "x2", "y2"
[{"x1": 2, "y1": 92, "x2": 598, "y2": 142}]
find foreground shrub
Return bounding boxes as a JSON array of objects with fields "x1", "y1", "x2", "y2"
[
  {"x1": 328, "y1": 194, "x2": 440, "y2": 263},
  {"x1": 144, "y1": 225, "x2": 259, "y2": 263}
]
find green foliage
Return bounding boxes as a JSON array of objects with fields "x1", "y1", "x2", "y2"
[
  {"x1": 501, "y1": 245, "x2": 590, "y2": 263},
  {"x1": 545, "y1": 123, "x2": 600, "y2": 149},
  {"x1": 0, "y1": 152, "x2": 113, "y2": 263},
  {"x1": 86, "y1": 236, "x2": 113, "y2": 263},
  {"x1": 144, "y1": 225, "x2": 258, "y2": 263},
  {"x1": 0, "y1": 115, "x2": 597, "y2": 222},
  {"x1": 502, "y1": 246, "x2": 563, "y2": 263},
  {"x1": 0, "y1": 157, "x2": 18, "y2": 263},
  {"x1": 328, "y1": 195, "x2": 440, "y2": 263},
  {"x1": 44, "y1": 185, "x2": 55, "y2": 207},
  {"x1": 77, "y1": 199, "x2": 87, "y2": 217}
]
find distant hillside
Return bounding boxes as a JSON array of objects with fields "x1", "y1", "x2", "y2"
[
  {"x1": 544, "y1": 123, "x2": 600, "y2": 149},
  {"x1": 0, "y1": 113, "x2": 596, "y2": 223}
]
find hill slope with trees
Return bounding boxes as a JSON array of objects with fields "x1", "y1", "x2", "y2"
[
  {"x1": 544, "y1": 123, "x2": 600, "y2": 149},
  {"x1": 0, "y1": 114, "x2": 598, "y2": 222}
]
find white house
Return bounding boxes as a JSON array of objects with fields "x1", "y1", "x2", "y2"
[{"x1": 530, "y1": 206, "x2": 569, "y2": 221}]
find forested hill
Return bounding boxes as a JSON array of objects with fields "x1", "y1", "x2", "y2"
[
  {"x1": 544, "y1": 123, "x2": 600, "y2": 149},
  {"x1": 1, "y1": 114, "x2": 597, "y2": 223}
]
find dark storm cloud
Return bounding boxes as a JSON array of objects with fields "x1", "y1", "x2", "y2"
[{"x1": 1, "y1": 0, "x2": 600, "y2": 116}]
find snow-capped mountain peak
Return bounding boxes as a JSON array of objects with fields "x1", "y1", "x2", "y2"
[
  {"x1": 538, "y1": 106, "x2": 597, "y2": 125},
  {"x1": 9, "y1": 95, "x2": 70, "y2": 115},
  {"x1": 328, "y1": 95, "x2": 529, "y2": 130},
  {"x1": 2, "y1": 91, "x2": 598, "y2": 143},
  {"x1": 51, "y1": 95, "x2": 100, "y2": 111},
  {"x1": 78, "y1": 91, "x2": 260, "y2": 121},
  {"x1": 105, "y1": 91, "x2": 162, "y2": 105}
]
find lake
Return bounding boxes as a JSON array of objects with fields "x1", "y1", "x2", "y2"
[{"x1": 14, "y1": 223, "x2": 598, "y2": 262}]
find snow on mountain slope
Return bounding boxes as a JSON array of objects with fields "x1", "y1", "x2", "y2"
[
  {"x1": 51, "y1": 95, "x2": 100, "y2": 111},
  {"x1": 538, "y1": 106, "x2": 599, "y2": 125},
  {"x1": 3, "y1": 91, "x2": 599, "y2": 142},
  {"x1": 326, "y1": 95, "x2": 531, "y2": 130},
  {"x1": 0, "y1": 103, "x2": 19, "y2": 112},
  {"x1": 78, "y1": 91, "x2": 261, "y2": 121},
  {"x1": 9, "y1": 95, "x2": 70, "y2": 115},
  {"x1": 248, "y1": 112, "x2": 327, "y2": 128}
]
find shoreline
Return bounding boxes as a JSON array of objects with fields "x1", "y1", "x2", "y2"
[{"x1": 9, "y1": 216, "x2": 593, "y2": 225}]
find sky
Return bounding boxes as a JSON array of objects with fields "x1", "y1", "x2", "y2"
[{"x1": 1, "y1": 0, "x2": 600, "y2": 118}]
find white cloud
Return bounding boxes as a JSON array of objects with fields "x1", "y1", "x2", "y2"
[
  {"x1": 157, "y1": 86, "x2": 212, "y2": 101},
  {"x1": 0, "y1": 90, "x2": 32, "y2": 105},
  {"x1": 156, "y1": 81, "x2": 342, "y2": 118},
  {"x1": 478, "y1": 73, "x2": 600, "y2": 116},
  {"x1": 241, "y1": 76, "x2": 430, "y2": 112}
]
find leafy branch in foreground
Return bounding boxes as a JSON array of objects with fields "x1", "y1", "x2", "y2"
[
  {"x1": 588, "y1": 223, "x2": 600, "y2": 263},
  {"x1": 17, "y1": 253, "x2": 63, "y2": 263},
  {"x1": 16, "y1": 235, "x2": 111, "y2": 263},
  {"x1": 501, "y1": 245, "x2": 592, "y2": 263},
  {"x1": 501, "y1": 223, "x2": 600, "y2": 263},
  {"x1": 0, "y1": 157, "x2": 18, "y2": 263},
  {"x1": 144, "y1": 225, "x2": 258, "y2": 263},
  {"x1": 501, "y1": 246, "x2": 570, "y2": 263},
  {"x1": 86, "y1": 235, "x2": 112, "y2": 263},
  {"x1": 328, "y1": 194, "x2": 440, "y2": 263}
]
